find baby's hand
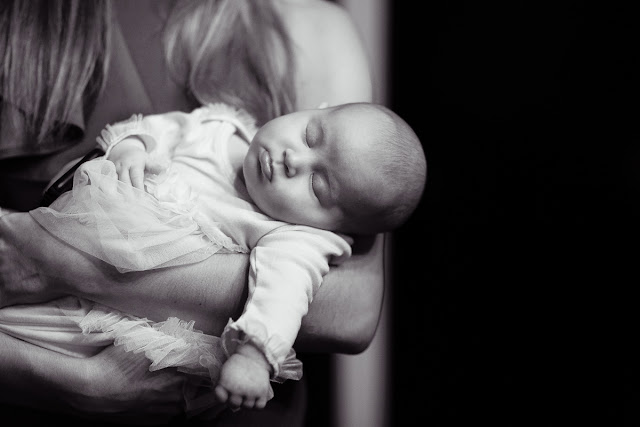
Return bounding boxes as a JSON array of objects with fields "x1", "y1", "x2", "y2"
[
  {"x1": 215, "y1": 342, "x2": 272, "y2": 411},
  {"x1": 109, "y1": 137, "x2": 164, "y2": 189}
]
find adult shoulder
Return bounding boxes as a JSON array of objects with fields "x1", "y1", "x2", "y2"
[{"x1": 273, "y1": 0, "x2": 373, "y2": 108}]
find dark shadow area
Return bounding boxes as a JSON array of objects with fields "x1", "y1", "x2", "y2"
[{"x1": 389, "y1": 1, "x2": 640, "y2": 425}]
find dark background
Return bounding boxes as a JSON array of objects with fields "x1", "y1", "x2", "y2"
[{"x1": 389, "y1": 1, "x2": 640, "y2": 425}]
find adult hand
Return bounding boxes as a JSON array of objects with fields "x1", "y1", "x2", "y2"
[{"x1": 74, "y1": 344, "x2": 188, "y2": 425}]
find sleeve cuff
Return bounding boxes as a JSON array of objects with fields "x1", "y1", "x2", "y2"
[
  {"x1": 220, "y1": 319, "x2": 303, "y2": 383},
  {"x1": 97, "y1": 114, "x2": 157, "y2": 158}
]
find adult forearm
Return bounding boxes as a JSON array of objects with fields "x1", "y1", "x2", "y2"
[
  {"x1": 2, "y1": 213, "x2": 384, "y2": 353},
  {"x1": 61, "y1": 231, "x2": 386, "y2": 354},
  {"x1": 79, "y1": 253, "x2": 250, "y2": 336},
  {"x1": 79, "y1": 240, "x2": 385, "y2": 355},
  {"x1": 0, "y1": 332, "x2": 86, "y2": 412},
  {"x1": 296, "y1": 233, "x2": 386, "y2": 354},
  {"x1": 81, "y1": 247, "x2": 385, "y2": 354},
  {"x1": 0, "y1": 332, "x2": 187, "y2": 422},
  {"x1": 1, "y1": 212, "x2": 247, "y2": 334}
]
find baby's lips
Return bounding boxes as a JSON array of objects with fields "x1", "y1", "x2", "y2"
[{"x1": 259, "y1": 150, "x2": 273, "y2": 181}]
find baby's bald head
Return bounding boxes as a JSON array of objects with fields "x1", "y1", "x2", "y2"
[{"x1": 331, "y1": 103, "x2": 426, "y2": 235}]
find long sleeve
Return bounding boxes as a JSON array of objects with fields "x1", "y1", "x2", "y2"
[
  {"x1": 96, "y1": 111, "x2": 195, "y2": 163},
  {"x1": 222, "y1": 225, "x2": 352, "y2": 379},
  {"x1": 96, "y1": 104, "x2": 257, "y2": 164}
]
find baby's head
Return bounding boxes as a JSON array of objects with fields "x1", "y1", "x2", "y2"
[{"x1": 243, "y1": 102, "x2": 426, "y2": 235}]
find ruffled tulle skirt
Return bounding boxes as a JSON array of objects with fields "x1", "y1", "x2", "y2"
[
  {"x1": 30, "y1": 158, "x2": 246, "y2": 273},
  {"x1": 0, "y1": 296, "x2": 302, "y2": 418},
  {"x1": 0, "y1": 296, "x2": 225, "y2": 417}
]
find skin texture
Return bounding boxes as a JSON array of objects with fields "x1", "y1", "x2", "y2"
[
  {"x1": 0, "y1": 331, "x2": 187, "y2": 424},
  {"x1": 215, "y1": 343, "x2": 272, "y2": 410},
  {"x1": 0, "y1": 0, "x2": 384, "y2": 421},
  {"x1": 244, "y1": 104, "x2": 392, "y2": 232}
]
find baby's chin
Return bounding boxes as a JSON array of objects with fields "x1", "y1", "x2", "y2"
[
  {"x1": 242, "y1": 172, "x2": 278, "y2": 219},
  {"x1": 242, "y1": 169, "x2": 262, "y2": 207}
]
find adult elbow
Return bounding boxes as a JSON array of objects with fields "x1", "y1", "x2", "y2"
[{"x1": 340, "y1": 303, "x2": 383, "y2": 354}]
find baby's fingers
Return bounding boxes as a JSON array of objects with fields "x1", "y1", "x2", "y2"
[
  {"x1": 114, "y1": 162, "x2": 132, "y2": 186},
  {"x1": 214, "y1": 385, "x2": 229, "y2": 403},
  {"x1": 242, "y1": 397, "x2": 256, "y2": 409},
  {"x1": 215, "y1": 385, "x2": 244, "y2": 411},
  {"x1": 228, "y1": 393, "x2": 244, "y2": 409},
  {"x1": 255, "y1": 396, "x2": 268, "y2": 409},
  {"x1": 145, "y1": 160, "x2": 166, "y2": 176},
  {"x1": 129, "y1": 166, "x2": 145, "y2": 189}
]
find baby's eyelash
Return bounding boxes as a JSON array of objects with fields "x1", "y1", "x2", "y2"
[
  {"x1": 304, "y1": 124, "x2": 310, "y2": 147},
  {"x1": 310, "y1": 173, "x2": 317, "y2": 198}
]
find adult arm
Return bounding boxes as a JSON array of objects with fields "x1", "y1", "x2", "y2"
[
  {"x1": 1, "y1": 212, "x2": 382, "y2": 353},
  {"x1": 0, "y1": 332, "x2": 186, "y2": 425}
]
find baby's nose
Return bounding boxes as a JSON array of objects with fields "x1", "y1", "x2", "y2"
[{"x1": 283, "y1": 148, "x2": 304, "y2": 177}]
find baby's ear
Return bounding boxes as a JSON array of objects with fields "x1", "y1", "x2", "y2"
[{"x1": 317, "y1": 102, "x2": 329, "y2": 109}]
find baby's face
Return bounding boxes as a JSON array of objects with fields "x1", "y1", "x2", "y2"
[{"x1": 243, "y1": 105, "x2": 385, "y2": 231}]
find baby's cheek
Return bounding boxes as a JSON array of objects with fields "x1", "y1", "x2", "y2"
[
  {"x1": 253, "y1": 190, "x2": 289, "y2": 220},
  {"x1": 269, "y1": 196, "x2": 306, "y2": 224},
  {"x1": 257, "y1": 183, "x2": 314, "y2": 225}
]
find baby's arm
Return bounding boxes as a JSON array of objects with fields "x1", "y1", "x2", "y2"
[
  {"x1": 213, "y1": 226, "x2": 352, "y2": 409},
  {"x1": 97, "y1": 111, "x2": 196, "y2": 188},
  {"x1": 108, "y1": 137, "x2": 163, "y2": 189}
]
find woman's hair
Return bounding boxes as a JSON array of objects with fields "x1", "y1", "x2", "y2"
[
  {"x1": 0, "y1": 0, "x2": 110, "y2": 157},
  {"x1": 163, "y1": 0, "x2": 297, "y2": 126}
]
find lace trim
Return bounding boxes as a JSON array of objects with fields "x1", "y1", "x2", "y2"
[
  {"x1": 79, "y1": 306, "x2": 226, "y2": 382},
  {"x1": 141, "y1": 168, "x2": 249, "y2": 254},
  {"x1": 221, "y1": 319, "x2": 303, "y2": 383},
  {"x1": 194, "y1": 103, "x2": 258, "y2": 143},
  {"x1": 96, "y1": 114, "x2": 148, "y2": 157}
]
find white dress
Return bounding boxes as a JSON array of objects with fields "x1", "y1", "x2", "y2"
[{"x1": 1, "y1": 103, "x2": 352, "y2": 417}]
